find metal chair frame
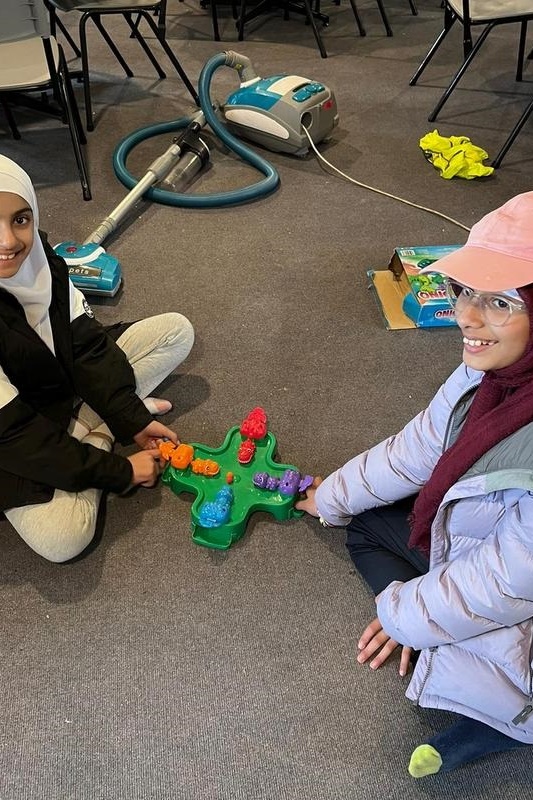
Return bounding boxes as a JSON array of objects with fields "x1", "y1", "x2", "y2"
[
  {"x1": 410, "y1": 1, "x2": 533, "y2": 122},
  {"x1": 47, "y1": 0, "x2": 199, "y2": 130},
  {"x1": 0, "y1": 0, "x2": 91, "y2": 200}
]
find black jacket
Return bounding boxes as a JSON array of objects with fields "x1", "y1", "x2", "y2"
[{"x1": 0, "y1": 235, "x2": 153, "y2": 510}]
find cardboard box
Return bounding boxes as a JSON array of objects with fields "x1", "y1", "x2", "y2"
[{"x1": 368, "y1": 245, "x2": 461, "y2": 330}]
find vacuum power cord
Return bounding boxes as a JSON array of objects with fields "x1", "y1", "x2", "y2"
[{"x1": 303, "y1": 129, "x2": 471, "y2": 234}]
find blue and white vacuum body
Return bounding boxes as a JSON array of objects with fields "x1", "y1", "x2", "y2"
[{"x1": 224, "y1": 74, "x2": 338, "y2": 156}]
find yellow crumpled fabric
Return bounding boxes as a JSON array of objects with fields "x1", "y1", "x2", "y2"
[{"x1": 419, "y1": 129, "x2": 494, "y2": 179}]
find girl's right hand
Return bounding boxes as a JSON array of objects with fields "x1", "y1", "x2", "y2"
[
  {"x1": 127, "y1": 449, "x2": 162, "y2": 487},
  {"x1": 357, "y1": 617, "x2": 412, "y2": 677},
  {"x1": 294, "y1": 476, "x2": 323, "y2": 517}
]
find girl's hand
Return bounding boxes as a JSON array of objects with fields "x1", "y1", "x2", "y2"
[
  {"x1": 133, "y1": 420, "x2": 178, "y2": 450},
  {"x1": 294, "y1": 476, "x2": 323, "y2": 517},
  {"x1": 357, "y1": 617, "x2": 412, "y2": 677},
  {"x1": 127, "y1": 449, "x2": 162, "y2": 487}
]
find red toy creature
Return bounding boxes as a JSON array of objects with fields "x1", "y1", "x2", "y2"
[
  {"x1": 237, "y1": 438, "x2": 256, "y2": 465},
  {"x1": 240, "y1": 407, "x2": 267, "y2": 440}
]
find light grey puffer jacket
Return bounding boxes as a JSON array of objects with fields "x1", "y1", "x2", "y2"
[{"x1": 315, "y1": 362, "x2": 533, "y2": 742}]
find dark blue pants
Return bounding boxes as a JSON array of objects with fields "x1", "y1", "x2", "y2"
[
  {"x1": 345, "y1": 497, "x2": 428, "y2": 595},
  {"x1": 428, "y1": 716, "x2": 528, "y2": 772},
  {"x1": 346, "y1": 499, "x2": 529, "y2": 770}
]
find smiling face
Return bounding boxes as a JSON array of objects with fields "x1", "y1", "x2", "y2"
[
  {"x1": 456, "y1": 290, "x2": 531, "y2": 371},
  {"x1": 0, "y1": 191, "x2": 34, "y2": 279}
]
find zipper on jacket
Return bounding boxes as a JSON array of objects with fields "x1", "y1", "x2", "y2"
[
  {"x1": 415, "y1": 647, "x2": 437, "y2": 705},
  {"x1": 512, "y1": 704, "x2": 533, "y2": 725},
  {"x1": 513, "y1": 633, "x2": 533, "y2": 726}
]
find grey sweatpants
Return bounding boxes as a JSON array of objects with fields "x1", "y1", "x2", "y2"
[{"x1": 5, "y1": 312, "x2": 194, "y2": 563}]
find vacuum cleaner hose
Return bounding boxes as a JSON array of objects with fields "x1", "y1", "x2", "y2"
[{"x1": 112, "y1": 52, "x2": 280, "y2": 208}]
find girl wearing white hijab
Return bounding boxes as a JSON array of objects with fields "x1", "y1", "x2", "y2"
[{"x1": 0, "y1": 155, "x2": 194, "y2": 562}]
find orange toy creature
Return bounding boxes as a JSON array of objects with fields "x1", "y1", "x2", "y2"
[
  {"x1": 191, "y1": 458, "x2": 220, "y2": 476},
  {"x1": 158, "y1": 440, "x2": 195, "y2": 470},
  {"x1": 171, "y1": 443, "x2": 195, "y2": 469}
]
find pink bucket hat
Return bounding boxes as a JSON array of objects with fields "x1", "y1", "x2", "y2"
[{"x1": 420, "y1": 191, "x2": 533, "y2": 291}]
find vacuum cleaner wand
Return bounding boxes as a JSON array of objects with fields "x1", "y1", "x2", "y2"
[
  {"x1": 54, "y1": 110, "x2": 210, "y2": 296},
  {"x1": 85, "y1": 110, "x2": 207, "y2": 247}
]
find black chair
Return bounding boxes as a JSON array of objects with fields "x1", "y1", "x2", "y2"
[
  {"x1": 0, "y1": 0, "x2": 91, "y2": 200},
  {"x1": 410, "y1": 1, "x2": 533, "y2": 122},
  {"x1": 47, "y1": 0, "x2": 199, "y2": 130}
]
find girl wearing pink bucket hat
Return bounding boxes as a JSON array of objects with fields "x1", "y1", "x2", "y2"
[{"x1": 297, "y1": 191, "x2": 533, "y2": 776}]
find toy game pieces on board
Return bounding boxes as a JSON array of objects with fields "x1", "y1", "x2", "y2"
[{"x1": 159, "y1": 408, "x2": 313, "y2": 550}]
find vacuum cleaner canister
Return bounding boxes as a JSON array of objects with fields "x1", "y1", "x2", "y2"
[{"x1": 223, "y1": 74, "x2": 338, "y2": 156}]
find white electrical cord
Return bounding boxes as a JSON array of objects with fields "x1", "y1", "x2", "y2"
[{"x1": 304, "y1": 129, "x2": 472, "y2": 234}]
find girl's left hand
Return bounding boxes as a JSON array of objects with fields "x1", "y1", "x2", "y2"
[
  {"x1": 133, "y1": 420, "x2": 179, "y2": 450},
  {"x1": 357, "y1": 617, "x2": 412, "y2": 677}
]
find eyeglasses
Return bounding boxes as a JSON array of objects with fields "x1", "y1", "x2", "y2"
[{"x1": 445, "y1": 280, "x2": 527, "y2": 327}]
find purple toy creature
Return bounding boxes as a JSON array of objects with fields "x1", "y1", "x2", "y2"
[
  {"x1": 253, "y1": 472, "x2": 280, "y2": 490},
  {"x1": 278, "y1": 469, "x2": 301, "y2": 496},
  {"x1": 253, "y1": 469, "x2": 314, "y2": 497}
]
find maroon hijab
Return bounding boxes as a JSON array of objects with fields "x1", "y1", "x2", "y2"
[{"x1": 408, "y1": 285, "x2": 533, "y2": 556}]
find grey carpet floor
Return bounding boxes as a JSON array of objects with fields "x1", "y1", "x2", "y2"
[{"x1": 1, "y1": 1, "x2": 533, "y2": 798}]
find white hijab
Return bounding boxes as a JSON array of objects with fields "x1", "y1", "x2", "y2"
[{"x1": 0, "y1": 155, "x2": 54, "y2": 353}]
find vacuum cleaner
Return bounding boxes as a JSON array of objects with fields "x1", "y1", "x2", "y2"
[{"x1": 55, "y1": 51, "x2": 338, "y2": 297}]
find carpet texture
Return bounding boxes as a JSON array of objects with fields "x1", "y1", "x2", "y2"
[{"x1": 1, "y1": 2, "x2": 533, "y2": 798}]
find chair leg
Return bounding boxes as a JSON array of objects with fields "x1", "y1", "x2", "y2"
[
  {"x1": 516, "y1": 20, "x2": 528, "y2": 81},
  {"x1": 408, "y1": 0, "x2": 418, "y2": 15},
  {"x1": 62, "y1": 56, "x2": 87, "y2": 147},
  {"x1": 91, "y1": 15, "x2": 134, "y2": 77},
  {"x1": 123, "y1": 12, "x2": 166, "y2": 78},
  {"x1": 54, "y1": 14, "x2": 82, "y2": 59},
  {"x1": 57, "y1": 50, "x2": 91, "y2": 200},
  {"x1": 349, "y1": 0, "x2": 366, "y2": 37},
  {"x1": 142, "y1": 12, "x2": 200, "y2": 106},
  {"x1": 129, "y1": 12, "x2": 142, "y2": 38},
  {"x1": 1, "y1": 97, "x2": 21, "y2": 139},
  {"x1": 199, "y1": 0, "x2": 218, "y2": 37},
  {"x1": 157, "y1": 0, "x2": 168, "y2": 38},
  {"x1": 409, "y1": 6, "x2": 456, "y2": 86},
  {"x1": 79, "y1": 13, "x2": 96, "y2": 131},
  {"x1": 80, "y1": 10, "x2": 137, "y2": 131},
  {"x1": 206, "y1": 0, "x2": 238, "y2": 40},
  {"x1": 375, "y1": 0, "x2": 392, "y2": 36},
  {"x1": 301, "y1": 0, "x2": 328, "y2": 57},
  {"x1": 428, "y1": 23, "x2": 494, "y2": 122},
  {"x1": 492, "y1": 96, "x2": 533, "y2": 168},
  {"x1": 210, "y1": 0, "x2": 221, "y2": 41},
  {"x1": 237, "y1": 0, "x2": 247, "y2": 40}
]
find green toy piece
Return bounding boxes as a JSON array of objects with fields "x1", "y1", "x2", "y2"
[{"x1": 161, "y1": 425, "x2": 304, "y2": 550}]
